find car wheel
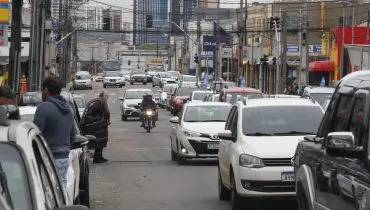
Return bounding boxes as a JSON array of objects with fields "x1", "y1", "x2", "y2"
[
  {"x1": 119, "y1": 85, "x2": 122, "y2": 88},
  {"x1": 79, "y1": 167, "x2": 90, "y2": 207},
  {"x1": 90, "y1": 86, "x2": 92, "y2": 90},
  {"x1": 296, "y1": 182, "x2": 310, "y2": 210},
  {"x1": 166, "y1": 105, "x2": 170, "y2": 111},
  {"x1": 130, "y1": 82, "x2": 134, "y2": 85},
  {"x1": 103, "y1": 85, "x2": 106, "y2": 88},
  {"x1": 143, "y1": 82, "x2": 147, "y2": 85},
  {"x1": 122, "y1": 114, "x2": 127, "y2": 121},
  {"x1": 230, "y1": 171, "x2": 243, "y2": 210},
  {"x1": 176, "y1": 141, "x2": 186, "y2": 165},
  {"x1": 171, "y1": 145, "x2": 177, "y2": 161},
  {"x1": 152, "y1": 82, "x2": 155, "y2": 87},
  {"x1": 218, "y1": 168, "x2": 231, "y2": 201}
]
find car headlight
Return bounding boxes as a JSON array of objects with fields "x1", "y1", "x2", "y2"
[
  {"x1": 146, "y1": 110, "x2": 153, "y2": 115},
  {"x1": 183, "y1": 129, "x2": 201, "y2": 137},
  {"x1": 239, "y1": 154, "x2": 264, "y2": 168}
]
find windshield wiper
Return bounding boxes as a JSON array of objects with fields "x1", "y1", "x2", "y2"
[
  {"x1": 273, "y1": 131, "x2": 316, "y2": 135},
  {"x1": 246, "y1": 132, "x2": 274, "y2": 136},
  {"x1": 0, "y1": 164, "x2": 13, "y2": 209}
]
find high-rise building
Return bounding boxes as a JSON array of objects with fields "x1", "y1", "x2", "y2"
[
  {"x1": 133, "y1": 0, "x2": 169, "y2": 45},
  {"x1": 170, "y1": 0, "x2": 182, "y2": 34}
]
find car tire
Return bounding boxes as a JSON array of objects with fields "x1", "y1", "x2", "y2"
[
  {"x1": 296, "y1": 182, "x2": 310, "y2": 210},
  {"x1": 152, "y1": 83, "x2": 155, "y2": 87},
  {"x1": 176, "y1": 141, "x2": 186, "y2": 165},
  {"x1": 79, "y1": 167, "x2": 90, "y2": 207},
  {"x1": 90, "y1": 86, "x2": 92, "y2": 90},
  {"x1": 218, "y1": 168, "x2": 231, "y2": 201},
  {"x1": 122, "y1": 114, "x2": 127, "y2": 121},
  {"x1": 143, "y1": 82, "x2": 147, "y2": 85},
  {"x1": 103, "y1": 84, "x2": 106, "y2": 88},
  {"x1": 130, "y1": 82, "x2": 134, "y2": 85},
  {"x1": 119, "y1": 85, "x2": 122, "y2": 88},
  {"x1": 230, "y1": 171, "x2": 243, "y2": 210},
  {"x1": 166, "y1": 106, "x2": 170, "y2": 111},
  {"x1": 171, "y1": 143, "x2": 177, "y2": 161}
]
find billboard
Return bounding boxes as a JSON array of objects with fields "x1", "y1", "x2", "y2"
[
  {"x1": 0, "y1": 25, "x2": 8, "y2": 46},
  {"x1": 203, "y1": 35, "x2": 227, "y2": 52},
  {"x1": 0, "y1": 0, "x2": 8, "y2": 25}
]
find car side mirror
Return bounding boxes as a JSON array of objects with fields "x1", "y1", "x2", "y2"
[
  {"x1": 170, "y1": 116, "x2": 179, "y2": 124},
  {"x1": 57, "y1": 205, "x2": 89, "y2": 210},
  {"x1": 218, "y1": 130, "x2": 234, "y2": 141},
  {"x1": 71, "y1": 135, "x2": 89, "y2": 150},
  {"x1": 326, "y1": 132, "x2": 362, "y2": 158},
  {"x1": 119, "y1": 97, "x2": 124, "y2": 101}
]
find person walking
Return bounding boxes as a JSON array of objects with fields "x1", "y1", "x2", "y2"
[
  {"x1": 92, "y1": 91, "x2": 110, "y2": 163},
  {"x1": 33, "y1": 76, "x2": 76, "y2": 186}
]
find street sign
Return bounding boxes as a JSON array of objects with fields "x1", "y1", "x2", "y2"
[
  {"x1": 203, "y1": 35, "x2": 228, "y2": 52},
  {"x1": 287, "y1": 44, "x2": 299, "y2": 52},
  {"x1": 222, "y1": 47, "x2": 232, "y2": 58},
  {"x1": 201, "y1": 55, "x2": 213, "y2": 60}
]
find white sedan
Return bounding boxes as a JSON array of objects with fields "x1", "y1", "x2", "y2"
[{"x1": 169, "y1": 102, "x2": 232, "y2": 165}]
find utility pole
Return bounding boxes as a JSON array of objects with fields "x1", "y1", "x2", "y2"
[
  {"x1": 168, "y1": 13, "x2": 172, "y2": 71},
  {"x1": 237, "y1": 0, "x2": 244, "y2": 85},
  {"x1": 299, "y1": 3, "x2": 309, "y2": 87},
  {"x1": 156, "y1": 28, "x2": 159, "y2": 58},
  {"x1": 244, "y1": 0, "x2": 248, "y2": 86},
  {"x1": 367, "y1": 10, "x2": 370, "y2": 44},
  {"x1": 304, "y1": 1, "x2": 309, "y2": 86},
  {"x1": 72, "y1": 30, "x2": 78, "y2": 73},
  {"x1": 259, "y1": 19, "x2": 265, "y2": 90},
  {"x1": 196, "y1": 5, "x2": 202, "y2": 79},
  {"x1": 281, "y1": 10, "x2": 288, "y2": 92},
  {"x1": 91, "y1": 44, "x2": 98, "y2": 75},
  {"x1": 9, "y1": 0, "x2": 22, "y2": 91},
  {"x1": 106, "y1": 42, "x2": 111, "y2": 60},
  {"x1": 215, "y1": 19, "x2": 220, "y2": 80}
]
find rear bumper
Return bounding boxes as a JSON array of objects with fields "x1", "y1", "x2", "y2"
[{"x1": 104, "y1": 82, "x2": 124, "y2": 86}]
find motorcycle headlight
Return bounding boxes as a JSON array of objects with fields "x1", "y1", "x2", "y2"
[
  {"x1": 183, "y1": 129, "x2": 201, "y2": 137},
  {"x1": 146, "y1": 110, "x2": 153, "y2": 115},
  {"x1": 239, "y1": 154, "x2": 264, "y2": 168}
]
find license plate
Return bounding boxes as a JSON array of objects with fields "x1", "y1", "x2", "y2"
[
  {"x1": 207, "y1": 143, "x2": 219, "y2": 150},
  {"x1": 281, "y1": 172, "x2": 295, "y2": 182}
]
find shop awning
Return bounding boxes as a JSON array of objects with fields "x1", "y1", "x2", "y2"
[{"x1": 309, "y1": 61, "x2": 335, "y2": 72}]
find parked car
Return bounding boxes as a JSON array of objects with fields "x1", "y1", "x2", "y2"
[
  {"x1": 217, "y1": 97, "x2": 324, "y2": 210},
  {"x1": 0, "y1": 104, "x2": 90, "y2": 210},
  {"x1": 73, "y1": 71, "x2": 92, "y2": 90},
  {"x1": 103, "y1": 71, "x2": 125, "y2": 88},
  {"x1": 293, "y1": 71, "x2": 370, "y2": 210},
  {"x1": 130, "y1": 70, "x2": 148, "y2": 85},
  {"x1": 73, "y1": 94, "x2": 86, "y2": 117},
  {"x1": 169, "y1": 102, "x2": 232, "y2": 164},
  {"x1": 302, "y1": 86, "x2": 335, "y2": 107},
  {"x1": 152, "y1": 72, "x2": 177, "y2": 87},
  {"x1": 158, "y1": 84, "x2": 178, "y2": 108},
  {"x1": 94, "y1": 73, "x2": 104, "y2": 82},
  {"x1": 119, "y1": 88, "x2": 156, "y2": 121},
  {"x1": 219, "y1": 87, "x2": 263, "y2": 104},
  {"x1": 170, "y1": 86, "x2": 198, "y2": 115}
]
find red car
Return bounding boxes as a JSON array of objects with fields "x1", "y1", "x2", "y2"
[
  {"x1": 170, "y1": 86, "x2": 198, "y2": 115},
  {"x1": 219, "y1": 87, "x2": 263, "y2": 103}
]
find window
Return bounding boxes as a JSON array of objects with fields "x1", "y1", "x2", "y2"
[
  {"x1": 332, "y1": 95, "x2": 352, "y2": 131},
  {"x1": 183, "y1": 106, "x2": 231, "y2": 122},
  {"x1": 32, "y1": 141, "x2": 57, "y2": 209},
  {"x1": 230, "y1": 110, "x2": 238, "y2": 137},
  {"x1": 225, "y1": 106, "x2": 237, "y2": 130},
  {"x1": 84, "y1": 100, "x2": 103, "y2": 124},
  {"x1": 349, "y1": 98, "x2": 365, "y2": 146}
]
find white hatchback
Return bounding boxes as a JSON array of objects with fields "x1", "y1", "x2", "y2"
[{"x1": 217, "y1": 97, "x2": 324, "y2": 210}]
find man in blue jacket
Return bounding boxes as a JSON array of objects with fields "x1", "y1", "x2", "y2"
[{"x1": 33, "y1": 76, "x2": 76, "y2": 186}]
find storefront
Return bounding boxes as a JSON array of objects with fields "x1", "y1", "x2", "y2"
[{"x1": 309, "y1": 61, "x2": 335, "y2": 86}]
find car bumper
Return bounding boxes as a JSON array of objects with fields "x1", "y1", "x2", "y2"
[
  {"x1": 95, "y1": 78, "x2": 103, "y2": 82},
  {"x1": 234, "y1": 166, "x2": 295, "y2": 197},
  {"x1": 122, "y1": 107, "x2": 141, "y2": 117},
  {"x1": 74, "y1": 83, "x2": 92, "y2": 88},
  {"x1": 104, "y1": 81, "x2": 124, "y2": 86},
  {"x1": 177, "y1": 136, "x2": 219, "y2": 159},
  {"x1": 131, "y1": 78, "x2": 147, "y2": 82}
]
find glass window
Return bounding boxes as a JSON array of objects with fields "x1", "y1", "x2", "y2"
[
  {"x1": 242, "y1": 106, "x2": 324, "y2": 136},
  {"x1": 226, "y1": 93, "x2": 262, "y2": 104},
  {"x1": 332, "y1": 95, "x2": 352, "y2": 131},
  {"x1": 192, "y1": 92, "x2": 209, "y2": 101},
  {"x1": 183, "y1": 106, "x2": 231, "y2": 122},
  {"x1": 125, "y1": 91, "x2": 152, "y2": 99},
  {"x1": 310, "y1": 93, "x2": 333, "y2": 106},
  {"x1": 177, "y1": 88, "x2": 197, "y2": 97},
  {"x1": 105, "y1": 71, "x2": 123, "y2": 77},
  {"x1": 182, "y1": 76, "x2": 197, "y2": 82},
  {"x1": 349, "y1": 98, "x2": 365, "y2": 146},
  {"x1": 162, "y1": 85, "x2": 173, "y2": 93},
  {"x1": 230, "y1": 110, "x2": 238, "y2": 136},
  {"x1": 75, "y1": 73, "x2": 91, "y2": 80},
  {"x1": 20, "y1": 114, "x2": 34, "y2": 122},
  {"x1": 0, "y1": 143, "x2": 32, "y2": 210},
  {"x1": 74, "y1": 97, "x2": 85, "y2": 108}
]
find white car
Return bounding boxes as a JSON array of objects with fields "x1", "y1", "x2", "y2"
[
  {"x1": 203, "y1": 93, "x2": 221, "y2": 102},
  {"x1": 18, "y1": 106, "x2": 84, "y2": 206},
  {"x1": 190, "y1": 90, "x2": 213, "y2": 102},
  {"x1": 158, "y1": 84, "x2": 178, "y2": 108},
  {"x1": 169, "y1": 102, "x2": 232, "y2": 165},
  {"x1": 217, "y1": 97, "x2": 324, "y2": 209},
  {"x1": 73, "y1": 94, "x2": 86, "y2": 117},
  {"x1": 179, "y1": 75, "x2": 197, "y2": 86},
  {"x1": 119, "y1": 88, "x2": 156, "y2": 121},
  {"x1": 73, "y1": 71, "x2": 92, "y2": 90},
  {"x1": 103, "y1": 71, "x2": 125, "y2": 88},
  {"x1": 302, "y1": 86, "x2": 335, "y2": 107},
  {"x1": 152, "y1": 72, "x2": 177, "y2": 87},
  {"x1": 95, "y1": 73, "x2": 104, "y2": 82}
]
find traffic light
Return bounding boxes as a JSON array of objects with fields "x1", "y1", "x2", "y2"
[
  {"x1": 103, "y1": 17, "x2": 111, "y2": 30},
  {"x1": 260, "y1": 54, "x2": 269, "y2": 64},
  {"x1": 146, "y1": 15, "x2": 153, "y2": 28},
  {"x1": 194, "y1": 54, "x2": 199, "y2": 63},
  {"x1": 269, "y1": 17, "x2": 281, "y2": 30},
  {"x1": 128, "y1": 60, "x2": 131, "y2": 65}
]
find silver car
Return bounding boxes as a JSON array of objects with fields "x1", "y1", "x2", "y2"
[
  {"x1": 130, "y1": 70, "x2": 148, "y2": 85},
  {"x1": 73, "y1": 71, "x2": 92, "y2": 90},
  {"x1": 119, "y1": 88, "x2": 155, "y2": 121},
  {"x1": 152, "y1": 72, "x2": 177, "y2": 87}
]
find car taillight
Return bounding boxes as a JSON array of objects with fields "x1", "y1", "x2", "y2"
[{"x1": 175, "y1": 99, "x2": 183, "y2": 105}]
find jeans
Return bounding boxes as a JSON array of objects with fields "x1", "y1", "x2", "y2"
[{"x1": 55, "y1": 158, "x2": 69, "y2": 187}]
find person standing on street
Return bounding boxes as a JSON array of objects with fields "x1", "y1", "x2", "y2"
[
  {"x1": 33, "y1": 76, "x2": 76, "y2": 186},
  {"x1": 92, "y1": 91, "x2": 110, "y2": 163}
]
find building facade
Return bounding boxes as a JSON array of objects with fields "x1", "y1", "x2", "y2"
[{"x1": 134, "y1": 0, "x2": 169, "y2": 45}]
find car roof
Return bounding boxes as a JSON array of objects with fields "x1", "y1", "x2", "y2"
[
  {"x1": 186, "y1": 102, "x2": 232, "y2": 107},
  {"x1": 182, "y1": 75, "x2": 195, "y2": 77},
  {"x1": 76, "y1": 71, "x2": 90, "y2": 75},
  {"x1": 192, "y1": 90, "x2": 212, "y2": 93},
  {"x1": 223, "y1": 87, "x2": 262, "y2": 93},
  {"x1": 239, "y1": 98, "x2": 321, "y2": 108},
  {"x1": 305, "y1": 86, "x2": 335, "y2": 93},
  {"x1": 126, "y1": 88, "x2": 152, "y2": 92}
]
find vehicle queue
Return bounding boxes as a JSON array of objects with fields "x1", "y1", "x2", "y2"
[{"x1": 2, "y1": 66, "x2": 366, "y2": 210}]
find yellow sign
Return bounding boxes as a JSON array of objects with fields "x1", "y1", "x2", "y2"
[
  {"x1": 0, "y1": 0, "x2": 8, "y2": 24},
  {"x1": 147, "y1": 58, "x2": 163, "y2": 65}
]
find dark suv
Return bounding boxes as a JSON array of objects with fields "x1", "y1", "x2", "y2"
[{"x1": 293, "y1": 71, "x2": 370, "y2": 210}]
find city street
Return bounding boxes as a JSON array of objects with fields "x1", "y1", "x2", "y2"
[{"x1": 74, "y1": 82, "x2": 298, "y2": 210}]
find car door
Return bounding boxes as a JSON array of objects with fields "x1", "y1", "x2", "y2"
[
  {"x1": 80, "y1": 98, "x2": 108, "y2": 149},
  {"x1": 219, "y1": 106, "x2": 237, "y2": 187}
]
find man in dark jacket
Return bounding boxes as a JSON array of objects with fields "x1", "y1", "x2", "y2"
[
  {"x1": 33, "y1": 76, "x2": 76, "y2": 186},
  {"x1": 140, "y1": 93, "x2": 156, "y2": 127}
]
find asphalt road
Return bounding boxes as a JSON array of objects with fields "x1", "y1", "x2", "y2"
[{"x1": 73, "y1": 81, "x2": 298, "y2": 210}]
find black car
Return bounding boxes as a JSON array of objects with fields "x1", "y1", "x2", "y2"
[{"x1": 130, "y1": 70, "x2": 148, "y2": 85}]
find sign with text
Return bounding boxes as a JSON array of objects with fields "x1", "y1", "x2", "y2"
[
  {"x1": 203, "y1": 35, "x2": 227, "y2": 52},
  {"x1": 286, "y1": 44, "x2": 322, "y2": 53},
  {"x1": 0, "y1": 0, "x2": 8, "y2": 25}
]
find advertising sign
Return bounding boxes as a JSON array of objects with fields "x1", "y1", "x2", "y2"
[
  {"x1": 0, "y1": 0, "x2": 8, "y2": 25},
  {"x1": 203, "y1": 35, "x2": 227, "y2": 52},
  {"x1": 0, "y1": 25, "x2": 8, "y2": 46}
]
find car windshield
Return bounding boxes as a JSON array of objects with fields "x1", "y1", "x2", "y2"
[
  {"x1": 132, "y1": 71, "x2": 144, "y2": 75},
  {"x1": 105, "y1": 72, "x2": 123, "y2": 77},
  {"x1": 75, "y1": 73, "x2": 91, "y2": 80},
  {"x1": 184, "y1": 106, "x2": 231, "y2": 122},
  {"x1": 126, "y1": 91, "x2": 151, "y2": 99},
  {"x1": 0, "y1": 143, "x2": 32, "y2": 210},
  {"x1": 74, "y1": 97, "x2": 85, "y2": 108},
  {"x1": 242, "y1": 106, "x2": 324, "y2": 136},
  {"x1": 97, "y1": 73, "x2": 104, "y2": 76},
  {"x1": 159, "y1": 73, "x2": 171, "y2": 78},
  {"x1": 177, "y1": 88, "x2": 197, "y2": 97},
  {"x1": 182, "y1": 76, "x2": 196, "y2": 82},
  {"x1": 310, "y1": 93, "x2": 333, "y2": 106},
  {"x1": 168, "y1": 72, "x2": 180, "y2": 78},
  {"x1": 192, "y1": 92, "x2": 209, "y2": 100},
  {"x1": 226, "y1": 93, "x2": 262, "y2": 104},
  {"x1": 20, "y1": 114, "x2": 35, "y2": 122},
  {"x1": 163, "y1": 85, "x2": 174, "y2": 93}
]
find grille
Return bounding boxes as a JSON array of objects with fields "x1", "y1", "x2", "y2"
[
  {"x1": 133, "y1": 105, "x2": 140, "y2": 109},
  {"x1": 241, "y1": 180, "x2": 295, "y2": 192},
  {"x1": 188, "y1": 140, "x2": 219, "y2": 155},
  {"x1": 262, "y1": 158, "x2": 292, "y2": 167}
]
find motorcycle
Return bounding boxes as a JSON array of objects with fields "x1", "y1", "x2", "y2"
[{"x1": 143, "y1": 109, "x2": 155, "y2": 133}]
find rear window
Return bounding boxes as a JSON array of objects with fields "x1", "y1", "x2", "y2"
[
  {"x1": 177, "y1": 88, "x2": 198, "y2": 97},
  {"x1": 192, "y1": 92, "x2": 209, "y2": 100},
  {"x1": 227, "y1": 93, "x2": 262, "y2": 104}
]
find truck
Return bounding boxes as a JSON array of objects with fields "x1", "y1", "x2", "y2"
[
  {"x1": 293, "y1": 70, "x2": 370, "y2": 210},
  {"x1": 341, "y1": 44, "x2": 370, "y2": 77}
]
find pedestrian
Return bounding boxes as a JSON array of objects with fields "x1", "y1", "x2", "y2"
[
  {"x1": 33, "y1": 76, "x2": 76, "y2": 186},
  {"x1": 0, "y1": 86, "x2": 20, "y2": 119},
  {"x1": 92, "y1": 91, "x2": 110, "y2": 163}
]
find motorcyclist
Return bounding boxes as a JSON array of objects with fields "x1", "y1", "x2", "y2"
[{"x1": 140, "y1": 92, "x2": 157, "y2": 128}]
